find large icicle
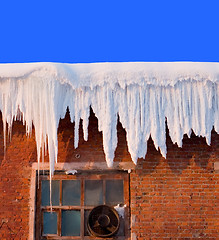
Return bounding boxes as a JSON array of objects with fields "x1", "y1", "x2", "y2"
[{"x1": 0, "y1": 62, "x2": 219, "y2": 175}]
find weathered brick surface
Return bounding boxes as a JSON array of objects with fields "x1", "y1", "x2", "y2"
[
  {"x1": 0, "y1": 111, "x2": 218, "y2": 239},
  {"x1": 0, "y1": 116, "x2": 36, "y2": 240},
  {"x1": 130, "y1": 134, "x2": 219, "y2": 239}
]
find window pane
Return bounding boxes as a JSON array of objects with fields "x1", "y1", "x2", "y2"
[
  {"x1": 106, "y1": 180, "x2": 124, "y2": 205},
  {"x1": 116, "y1": 216, "x2": 125, "y2": 236},
  {"x1": 84, "y1": 210, "x2": 90, "y2": 236},
  {"x1": 85, "y1": 180, "x2": 103, "y2": 206},
  {"x1": 41, "y1": 180, "x2": 60, "y2": 206},
  {"x1": 61, "y1": 210, "x2": 81, "y2": 236},
  {"x1": 43, "y1": 212, "x2": 57, "y2": 235},
  {"x1": 62, "y1": 180, "x2": 81, "y2": 206}
]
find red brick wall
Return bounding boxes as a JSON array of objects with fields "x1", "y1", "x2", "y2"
[
  {"x1": 0, "y1": 111, "x2": 218, "y2": 239},
  {"x1": 130, "y1": 131, "x2": 219, "y2": 239}
]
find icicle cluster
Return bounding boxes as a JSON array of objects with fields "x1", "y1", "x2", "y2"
[{"x1": 0, "y1": 62, "x2": 219, "y2": 174}]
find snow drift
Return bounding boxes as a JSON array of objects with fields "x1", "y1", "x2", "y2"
[{"x1": 0, "y1": 62, "x2": 219, "y2": 175}]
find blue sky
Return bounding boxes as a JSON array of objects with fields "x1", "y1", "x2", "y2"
[{"x1": 0, "y1": 0, "x2": 219, "y2": 63}]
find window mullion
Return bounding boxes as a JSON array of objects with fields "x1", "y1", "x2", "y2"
[
  {"x1": 80, "y1": 178, "x2": 84, "y2": 238},
  {"x1": 57, "y1": 209, "x2": 61, "y2": 236},
  {"x1": 124, "y1": 174, "x2": 130, "y2": 239}
]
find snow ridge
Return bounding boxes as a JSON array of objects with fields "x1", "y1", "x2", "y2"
[{"x1": 0, "y1": 62, "x2": 219, "y2": 174}]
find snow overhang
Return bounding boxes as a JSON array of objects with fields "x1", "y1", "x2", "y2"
[{"x1": 0, "y1": 62, "x2": 219, "y2": 174}]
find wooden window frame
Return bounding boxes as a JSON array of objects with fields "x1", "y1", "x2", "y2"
[{"x1": 35, "y1": 170, "x2": 130, "y2": 240}]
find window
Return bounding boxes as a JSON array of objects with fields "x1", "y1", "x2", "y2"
[{"x1": 35, "y1": 171, "x2": 129, "y2": 239}]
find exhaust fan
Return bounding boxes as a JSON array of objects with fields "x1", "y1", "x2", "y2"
[{"x1": 87, "y1": 205, "x2": 120, "y2": 238}]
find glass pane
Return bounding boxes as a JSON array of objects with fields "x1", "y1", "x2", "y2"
[
  {"x1": 84, "y1": 210, "x2": 90, "y2": 236},
  {"x1": 41, "y1": 180, "x2": 60, "y2": 206},
  {"x1": 43, "y1": 212, "x2": 57, "y2": 235},
  {"x1": 62, "y1": 180, "x2": 81, "y2": 206},
  {"x1": 61, "y1": 210, "x2": 81, "y2": 236},
  {"x1": 106, "y1": 180, "x2": 124, "y2": 205},
  {"x1": 85, "y1": 180, "x2": 103, "y2": 206},
  {"x1": 116, "y1": 216, "x2": 125, "y2": 236}
]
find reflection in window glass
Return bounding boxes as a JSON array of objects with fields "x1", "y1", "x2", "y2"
[
  {"x1": 62, "y1": 210, "x2": 81, "y2": 236},
  {"x1": 41, "y1": 180, "x2": 60, "y2": 206},
  {"x1": 43, "y1": 212, "x2": 57, "y2": 235},
  {"x1": 85, "y1": 180, "x2": 103, "y2": 206},
  {"x1": 62, "y1": 180, "x2": 81, "y2": 206},
  {"x1": 106, "y1": 180, "x2": 124, "y2": 205}
]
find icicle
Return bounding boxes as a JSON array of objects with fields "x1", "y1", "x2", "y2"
[{"x1": 1, "y1": 62, "x2": 219, "y2": 175}]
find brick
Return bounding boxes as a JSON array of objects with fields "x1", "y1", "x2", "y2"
[{"x1": 0, "y1": 112, "x2": 219, "y2": 239}]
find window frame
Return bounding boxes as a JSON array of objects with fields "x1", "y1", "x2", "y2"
[{"x1": 35, "y1": 170, "x2": 130, "y2": 240}]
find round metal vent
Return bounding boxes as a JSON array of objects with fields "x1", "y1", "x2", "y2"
[{"x1": 87, "y1": 205, "x2": 120, "y2": 238}]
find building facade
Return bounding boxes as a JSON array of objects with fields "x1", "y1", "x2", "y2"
[
  {"x1": 0, "y1": 110, "x2": 218, "y2": 239},
  {"x1": 0, "y1": 62, "x2": 219, "y2": 239}
]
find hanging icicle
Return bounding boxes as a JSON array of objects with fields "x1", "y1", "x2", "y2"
[{"x1": 0, "y1": 62, "x2": 219, "y2": 175}]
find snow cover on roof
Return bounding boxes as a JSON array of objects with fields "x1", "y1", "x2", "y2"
[{"x1": 0, "y1": 62, "x2": 219, "y2": 175}]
